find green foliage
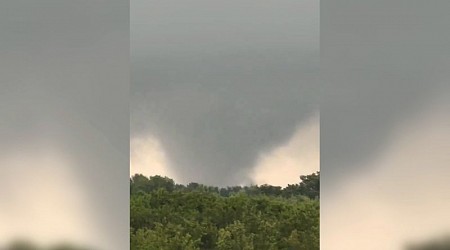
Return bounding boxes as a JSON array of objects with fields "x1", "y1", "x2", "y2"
[
  {"x1": 131, "y1": 174, "x2": 175, "y2": 194},
  {"x1": 131, "y1": 224, "x2": 199, "y2": 250},
  {"x1": 299, "y1": 172, "x2": 320, "y2": 200},
  {"x1": 217, "y1": 221, "x2": 254, "y2": 250},
  {"x1": 131, "y1": 172, "x2": 320, "y2": 250}
]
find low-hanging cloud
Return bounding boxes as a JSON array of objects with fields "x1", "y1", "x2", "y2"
[{"x1": 131, "y1": 0, "x2": 319, "y2": 186}]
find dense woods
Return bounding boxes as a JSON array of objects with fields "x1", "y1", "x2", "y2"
[{"x1": 130, "y1": 172, "x2": 320, "y2": 250}]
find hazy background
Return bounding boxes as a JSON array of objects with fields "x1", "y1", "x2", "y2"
[
  {"x1": 131, "y1": 0, "x2": 320, "y2": 187},
  {"x1": 321, "y1": 0, "x2": 450, "y2": 249},
  {"x1": 0, "y1": 1, "x2": 129, "y2": 249}
]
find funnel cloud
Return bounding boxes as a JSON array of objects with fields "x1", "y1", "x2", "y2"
[{"x1": 131, "y1": 0, "x2": 319, "y2": 186}]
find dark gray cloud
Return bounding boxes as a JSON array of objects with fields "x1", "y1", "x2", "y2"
[
  {"x1": 131, "y1": 0, "x2": 319, "y2": 186},
  {"x1": 321, "y1": 0, "x2": 450, "y2": 188},
  {"x1": 0, "y1": 1, "x2": 129, "y2": 249}
]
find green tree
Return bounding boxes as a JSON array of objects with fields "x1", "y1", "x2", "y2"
[
  {"x1": 298, "y1": 171, "x2": 320, "y2": 199},
  {"x1": 217, "y1": 221, "x2": 254, "y2": 250},
  {"x1": 130, "y1": 172, "x2": 320, "y2": 250}
]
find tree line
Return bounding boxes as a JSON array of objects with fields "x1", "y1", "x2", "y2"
[{"x1": 130, "y1": 172, "x2": 320, "y2": 250}]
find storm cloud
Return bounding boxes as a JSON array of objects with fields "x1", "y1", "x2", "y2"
[{"x1": 131, "y1": 0, "x2": 319, "y2": 186}]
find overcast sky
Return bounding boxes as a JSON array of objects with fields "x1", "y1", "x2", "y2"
[{"x1": 131, "y1": 0, "x2": 320, "y2": 186}]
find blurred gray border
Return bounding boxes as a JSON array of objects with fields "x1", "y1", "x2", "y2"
[
  {"x1": 321, "y1": 0, "x2": 450, "y2": 249},
  {"x1": 0, "y1": 1, "x2": 129, "y2": 249}
]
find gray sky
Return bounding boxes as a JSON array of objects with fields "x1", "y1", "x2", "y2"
[
  {"x1": 131, "y1": 0, "x2": 320, "y2": 186},
  {"x1": 0, "y1": 1, "x2": 129, "y2": 249}
]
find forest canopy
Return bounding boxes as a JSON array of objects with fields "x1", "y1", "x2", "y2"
[{"x1": 130, "y1": 171, "x2": 320, "y2": 250}]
